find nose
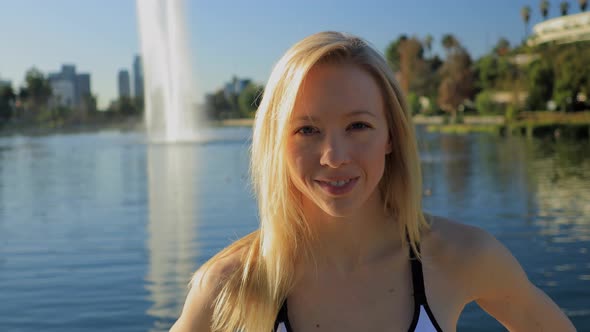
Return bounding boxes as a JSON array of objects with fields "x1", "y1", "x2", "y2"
[{"x1": 319, "y1": 133, "x2": 351, "y2": 168}]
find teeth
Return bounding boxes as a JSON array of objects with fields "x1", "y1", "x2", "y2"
[{"x1": 327, "y1": 179, "x2": 352, "y2": 187}]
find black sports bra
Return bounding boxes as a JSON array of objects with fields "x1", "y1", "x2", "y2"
[{"x1": 274, "y1": 243, "x2": 443, "y2": 331}]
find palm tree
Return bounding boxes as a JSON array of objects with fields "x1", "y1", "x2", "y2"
[
  {"x1": 540, "y1": 0, "x2": 550, "y2": 20},
  {"x1": 521, "y1": 6, "x2": 531, "y2": 37},
  {"x1": 560, "y1": 1, "x2": 570, "y2": 15},
  {"x1": 423, "y1": 34, "x2": 433, "y2": 57},
  {"x1": 579, "y1": 0, "x2": 588, "y2": 11},
  {"x1": 442, "y1": 34, "x2": 458, "y2": 53}
]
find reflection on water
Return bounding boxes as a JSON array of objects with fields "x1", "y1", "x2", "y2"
[
  {"x1": 145, "y1": 144, "x2": 199, "y2": 329},
  {"x1": 531, "y1": 141, "x2": 590, "y2": 242},
  {"x1": 418, "y1": 129, "x2": 590, "y2": 330},
  {"x1": 0, "y1": 128, "x2": 587, "y2": 331}
]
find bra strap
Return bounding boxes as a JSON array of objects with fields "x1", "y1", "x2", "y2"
[{"x1": 408, "y1": 237, "x2": 427, "y2": 305}]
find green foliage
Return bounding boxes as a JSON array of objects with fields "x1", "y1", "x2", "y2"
[
  {"x1": 474, "y1": 45, "x2": 517, "y2": 92},
  {"x1": 493, "y1": 38, "x2": 511, "y2": 56},
  {"x1": 204, "y1": 89, "x2": 232, "y2": 119},
  {"x1": 475, "y1": 55, "x2": 498, "y2": 90},
  {"x1": 552, "y1": 44, "x2": 590, "y2": 111},
  {"x1": 423, "y1": 35, "x2": 433, "y2": 55},
  {"x1": 0, "y1": 85, "x2": 16, "y2": 122},
  {"x1": 523, "y1": 43, "x2": 590, "y2": 111},
  {"x1": 384, "y1": 35, "x2": 408, "y2": 72},
  {"x1": 540, "y1": 0, "x2": 550, "y2": 19},
  {"x1": 475, "y1": 91, "x2": 501, "y2": 115},
  {"x1": 407, "y1": 92, "x2": 421, "y2": 115},
  {"x1": 238, "y1": 83, "x2": 263, "y2": 118},
  {"x1": 521, "y1": 6, "x2": 531, "y2": 24},
  {"x1": 560, "y1": 1, "x2": 570, "y2": 15},
  {"x1": 441, "y1": 34, "x2": 459, "y2": 53},
  {"x1": 113, "y1": 96, "x2": 142, "y2": 116},
  {"x1": 505, "y1": 104, "x2": 518, "y2": 121},
  {"x1": 24, "y1": 67, "x2": 52, "y2": 112}
]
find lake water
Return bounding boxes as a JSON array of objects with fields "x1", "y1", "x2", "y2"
[{"x1": 0, "y1": 126, "x2": 588, "y2": 331}]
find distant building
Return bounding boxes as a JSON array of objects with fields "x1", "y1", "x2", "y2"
[
  {"x1": 133, "y1": 55, "x2": 144, "y2": 98},
  {"x1": 48, "y1": 65, "x2": 92, "y2": 109},
  {"x1": 528, "y1": 12, "x2": 590, "y2": 46},
  {"x1": 118, "y1": 70, "x2": 131, "y2": 98},
  {"x1": 0, "y1": 79, "x2": 11, "y2": 88},
  {"x1": 50, "y1": 79, "x2": 76, "y2": 107},
  {"x1": 76, "y1": 74, "x2": 91, "y2": 105},
  {"x1": 223, "y1": 76, "x2": 251, "y2": 100}
]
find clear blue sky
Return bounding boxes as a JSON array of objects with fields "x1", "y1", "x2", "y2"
[{"x1": 0, "y1": 0, "x2": 584, "y2": 108}]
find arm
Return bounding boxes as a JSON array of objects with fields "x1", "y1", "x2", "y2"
[
  {"x1": 469, "y1": 230, "x2": 576, "y2": 332},
  {"x1": 169, "y1": 267, "x2": 217, "y2": 332}
]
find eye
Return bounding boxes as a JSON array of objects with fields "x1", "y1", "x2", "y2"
[
  {"x1": 348, "y1": 122, "x2": 372, "y2": 130},
  {"x1": 296, "y1": 126, "x2": 319, "y2": 136}
]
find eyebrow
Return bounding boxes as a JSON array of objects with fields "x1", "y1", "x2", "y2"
[{"x1": 294, "y1": 110, "x2": 376, "y2": 121}]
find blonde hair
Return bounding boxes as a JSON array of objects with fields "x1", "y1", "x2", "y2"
[{"x1": 196, "y1": 31, "x2": 430, "y2": 332}]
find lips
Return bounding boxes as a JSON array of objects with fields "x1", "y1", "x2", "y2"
[{"x1": 315, "y1": 177, "x2": 359, "y2": 195}]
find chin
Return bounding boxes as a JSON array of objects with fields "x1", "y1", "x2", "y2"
[{"x1": 318, "y1": 201, "x2": 361, "y2": 218}]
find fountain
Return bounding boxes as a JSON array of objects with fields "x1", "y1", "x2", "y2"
[{"x1": 136, "y1": 0, "x2": 200, "y2": 142}]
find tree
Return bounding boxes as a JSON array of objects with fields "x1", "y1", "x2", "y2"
[
  {"x1": 398, "y1": 37, "x2": 425, "y2": 94},
  {"x1": 526, "y1": 58, "x2": 554, "y2": 110},
  {"x1": 521, "y1": 6, "x2": 531, "y2": 38},
  {"x1": 238, "y1": 83, "x2": 264, "y2": 118},
  {"x1": 540, "y1": 0, "x2": 550, "y2": 20},
  {"x1": 206, "y1": 89, "x2": 232, "y2": 119},
  {"x1": 552, "y1": 44, "x2": 590, "y2": 111},
  {"x1": 413, "y1": 55, "x2": 442, "y2": 99},
  {"x1": 0, "y1": 85, "x2": 16, "y2": 122},
  {"x1": 437, "y1": 46, "x2": 475, "y2": 120},
  {"x1": 384, "y1": 35, "x2": 408, "y2": 72},
  {"x1": 441, "y1": 34, "x2": 459, "y2": 54},
  {"x1": 494, "y1": 38, "x2": 511, "y2": 56},
  {"x1": 23, "y1": 67, "x2": 52, "y2": 116},
  {"x1": 115, "y1": 96, "x2": 139, "y2": 116},
  {"x1": 560, "y1": 1, "x2": 570, "y2": 15},
  {"x1": 580, "y1": 0, "x2": 588, "y2": 11},
  {"x1": 475, "y1": 91, "x2": 501, "y2": 115},
  {"x1": 423, "y1": 34, "x2": 433, "y2": 57}
]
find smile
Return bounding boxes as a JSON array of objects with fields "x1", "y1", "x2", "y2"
[{"x1": 315, "y1": 177, "x2": 359, "y2": 195}]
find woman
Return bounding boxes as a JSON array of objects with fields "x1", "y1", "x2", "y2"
[{"x1": 170, "y1": 32, "x2": 576, "y2": 332}]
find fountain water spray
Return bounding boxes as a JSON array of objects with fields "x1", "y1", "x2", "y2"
[{"x1": 136, "y1": 0, "x2": 200, "y2": 142}]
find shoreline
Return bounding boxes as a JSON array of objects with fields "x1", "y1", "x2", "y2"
[{"x1": 2, "y1": 112, "x2": 589, "y2": 140}]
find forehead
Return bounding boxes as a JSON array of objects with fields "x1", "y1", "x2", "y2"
[{"x1": 292, "y1": 63, "x2": 385, "y2": 119}]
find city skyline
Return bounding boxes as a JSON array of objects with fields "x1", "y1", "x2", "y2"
[{"x1": 1, "y1": 0, "x2": 588, "y2": 109}]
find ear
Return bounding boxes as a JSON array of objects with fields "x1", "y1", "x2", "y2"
[{"x1": 385, "y1": 135, "x2": 392, "y2": 154}]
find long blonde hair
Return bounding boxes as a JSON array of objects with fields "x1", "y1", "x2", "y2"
[{"x1": 196, "y1": 31, "x2": 429, "y2": 332}]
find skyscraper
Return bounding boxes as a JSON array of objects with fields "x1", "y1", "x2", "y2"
[
  {"x1": 76, "y1": 74, "x2": 91, "y2": 104},
  {"x1": 133, "y1": 55, "x2": 144, "y2": 98},
  {"x1": 48, "y1": 65, "x2": 91, "y2": 109},
  {"x1": 118, "y1": 70, "x2": 131, "y2": 98}
]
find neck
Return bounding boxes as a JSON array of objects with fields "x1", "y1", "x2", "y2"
[{"x1": 301, "y1": 195, "x2": 402, "y2": 275}]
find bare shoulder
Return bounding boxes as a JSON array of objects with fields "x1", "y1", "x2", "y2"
[
  {"x1": 169, "y1": 248, "x2": 244, "y2": 332},
  {"x1": 422, "y1": 213, "x2": 496, "y2": 262},
  {"x1": 422, "y1": 214, "x2": 576, "y2": 330},
  {"x1": 420, "y1": 214, "x2": 514, "y2": 293}
]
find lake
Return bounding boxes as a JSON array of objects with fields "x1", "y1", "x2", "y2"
[{"x1": 0, "y1": 126, "x2": 588, "y2": 331}]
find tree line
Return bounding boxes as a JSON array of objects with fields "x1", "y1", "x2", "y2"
[
  {"x1": 3, "y1": 20, "x2": 589, "y2": 129},
  {"x1": 204, "y1": 80, "x2": 264, "y2": 120},
  {"x1": 0, "y1": 67, "x2": 142, "y2": 129},
  {"x1": 383, "y1": 29, "x2": 589, "y2": 122}
]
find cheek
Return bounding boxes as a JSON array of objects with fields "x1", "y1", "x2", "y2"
[
  {"x1": 286, "y1": 144, "x2": 314, "y2": 186},
  {"x1": 356, "y1": 138, "x2": 388, "y2": 175}
]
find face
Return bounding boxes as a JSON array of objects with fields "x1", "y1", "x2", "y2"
[{"x1": 285, "y1": 63, "x2": 391, "y2": 218}]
